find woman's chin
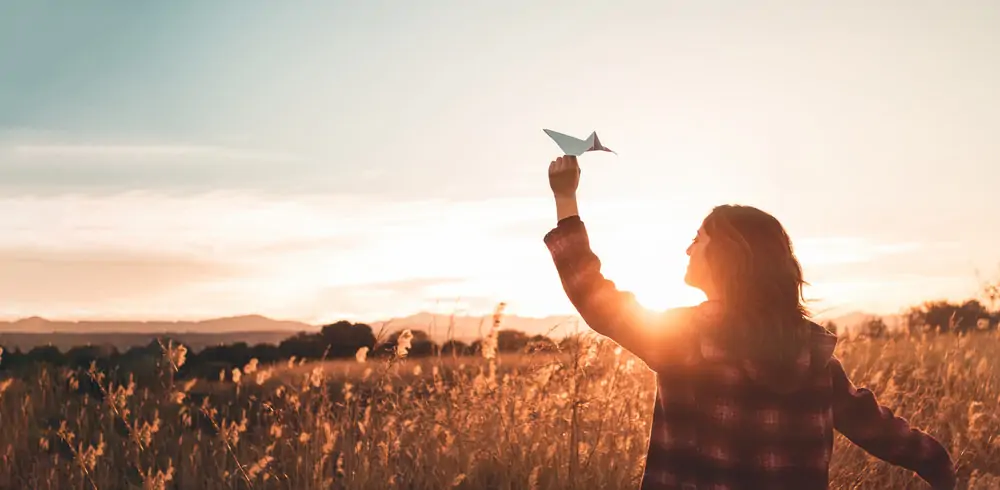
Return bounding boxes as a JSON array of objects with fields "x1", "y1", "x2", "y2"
[
  {"x1": 684, "y1": 273, "x2": 706, "y2": 292},
  {"x1": 683, "y1": 274, "x2": 695, "y2": 288}
]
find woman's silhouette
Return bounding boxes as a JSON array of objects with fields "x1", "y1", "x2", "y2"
[{"x1": 544, "y1": 155, "x2": 955, "y2": 489}]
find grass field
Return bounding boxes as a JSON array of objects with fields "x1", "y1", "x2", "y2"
[{"x1": 0, "y1": 329, "x2": 997, "y2": 489}]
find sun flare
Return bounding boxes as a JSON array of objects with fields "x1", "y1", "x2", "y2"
[
  {"x1": 628, "y1": 277, "x2": 706, "y2": 311},
  {"x1": 596, "y1": 248, "x2": 706, "y2": 313}
]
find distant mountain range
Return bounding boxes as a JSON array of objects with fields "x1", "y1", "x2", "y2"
[
  {"x1": 0, "y1": 307, "x2": 913, "y2": 355},
  {"x1": 0, "y1": 315, "x2": 318, "y2": 352}
]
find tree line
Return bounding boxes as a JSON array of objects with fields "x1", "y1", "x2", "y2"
[
  {"x1": 823, "y1": 299, "x2": 999, "y2": 340},
  {"x1": 0, "y1": 320, "x2": 559, "y2": 383},
  {"x1": 1, "y1": 297, "x2": 997, "y2": 383}
]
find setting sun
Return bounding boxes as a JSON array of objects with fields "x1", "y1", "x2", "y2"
[{"x1": 596, "y1": 248, "x2": 706, "y2": 312}]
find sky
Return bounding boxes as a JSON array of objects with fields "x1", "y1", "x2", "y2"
[{"x1": 2, "y1": 1, "x2": 999, "y2": 325}]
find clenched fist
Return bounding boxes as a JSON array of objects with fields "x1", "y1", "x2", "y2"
[{"x1": 548, "y1": 155, "x2": 580, "y2": 198}]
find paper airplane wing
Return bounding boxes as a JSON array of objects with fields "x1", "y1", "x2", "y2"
[
  {"x1": 587, "y1": 132, "x2": 615, "y2": 154},
  {"x1": 543, "y1": 129, "x2": 615, "y2": 156},
  {"x1": 543, "y1": 129, "x2": 589, "y2": 156}
]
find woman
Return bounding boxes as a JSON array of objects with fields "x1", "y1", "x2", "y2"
[{"x1": 544, "y1": 155, "x2": 955, "y2": 490}]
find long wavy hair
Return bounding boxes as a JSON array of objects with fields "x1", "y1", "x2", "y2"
[{"x1": 700, "y1": 205, "x2": 812, "y2": 366}]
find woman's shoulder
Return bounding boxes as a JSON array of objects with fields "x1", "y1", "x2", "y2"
[
  {"x1": 642, "y1": 302, "x2": 723, "y2": 368},
  {"x1": 659, "y1": 301, "x2": 725, "y2": 329}
]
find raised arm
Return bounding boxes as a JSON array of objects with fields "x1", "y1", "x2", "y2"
[{"x1": 829, "y1": 357, "x2": 956, "y2": 489}]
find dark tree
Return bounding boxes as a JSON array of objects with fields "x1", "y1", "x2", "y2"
[
  {"x1": 497, "y1": 330, "x2": 530, "y2": 353},
  {"x1": 440, "y1": 340, "x2": 470, "y2": 356},
  {"x1": 525, "y1": 334, "x2": 558, "y2": 353},
  {"x1": 859, "y1": 317, "x2": 888, "y2": 339},
  {"x1": 905, "y1": 299, "x2": 995, "y2": 333},
  {"x1": 64, "y1": 344, "x2": 118, "y2": 370},
  {"x1": 248, "y1": 343, "x2": 282, "y2": 364},
  {"x1": 25, "y1": 345, "x2": 64, "y2": 367},
  {"x1": 320, "y1": 321, "x2": 377, "y2": 358},
  {"x1": 277, "y1": 332, "x2": 326, "y2": 360},
  {"x1": 373, "y1": 330, "x2": 438, "y2": 358}
]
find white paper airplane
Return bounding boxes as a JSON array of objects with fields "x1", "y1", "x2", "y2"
[{"x1": 543, "y1": 129, "x2": 616, "y2": 157}]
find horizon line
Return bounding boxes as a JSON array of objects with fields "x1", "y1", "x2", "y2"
[{"x1": 0, "y1": 306, "x2": 911, "y2": 328}]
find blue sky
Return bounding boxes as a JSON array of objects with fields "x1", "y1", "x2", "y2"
[{"x1": 2, "y1": 1, "x2": 999, "y2": 323}]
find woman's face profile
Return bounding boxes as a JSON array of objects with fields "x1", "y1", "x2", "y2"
[{"x1": 684, "y1": 225, "x2": 712, "y2": 292}]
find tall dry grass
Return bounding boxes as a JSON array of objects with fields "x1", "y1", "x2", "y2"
[{"x1": 0, "y1": 326, "x2": 997, "y2": 489}]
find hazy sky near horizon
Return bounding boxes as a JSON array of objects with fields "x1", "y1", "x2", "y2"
[{"x1": 2, "y1": 1, "x2": 999, "y2": 324}]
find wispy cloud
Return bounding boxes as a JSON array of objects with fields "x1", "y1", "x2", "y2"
[
  {"x1": 0, "y1": 132, "x2": 327, "y2": 195},
  {"x1": 0, "y1": 247, "x2": 245, "y2": 313},
  {"x1": 8, "y1": 143, "x2": 308, "y2": 163},
  {"x1": 794, "y1": 236, "x2": 931, "y2": 266}
]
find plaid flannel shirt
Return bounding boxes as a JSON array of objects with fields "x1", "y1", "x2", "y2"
[{"x1": 544, "y1": 215, "x2": 956, "y2": 490}]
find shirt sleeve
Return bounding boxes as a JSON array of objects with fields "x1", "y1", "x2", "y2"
[
  {"x1": 543, "y1": 215, "x2": 696, "y2": 370},
  {"x1": 829, "y1": 357, "x2": 956, "y2": 489}
]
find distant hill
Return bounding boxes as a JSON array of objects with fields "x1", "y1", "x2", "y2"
[
  {"x1": 0, "y1": 312, "x2": 582, "y2": 352},
  {"x1": 0, "y1": 308, "x2": 904, "y2": 353},
  {"x1": 0, "y1": 315, "x2": 316, "y2": 352}
]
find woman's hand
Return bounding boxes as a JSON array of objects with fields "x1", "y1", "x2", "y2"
[
  {"x1": 549, "y1": 155, "x2": 580, "y2": 221},
  {"x1": 548, "y1": 155, "x2": 580, "y2": 198}
]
